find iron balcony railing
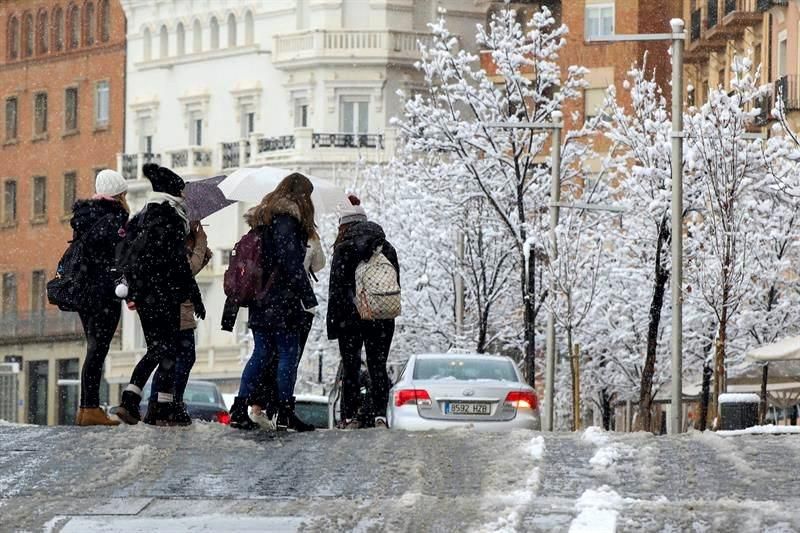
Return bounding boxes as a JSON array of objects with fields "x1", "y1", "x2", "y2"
[
  {"x1": 221, "y1": 142, "x2": 240, "y2": 169},
  {"x1": 775, "y1": 75, "x2": 800, "y2": 112},
  {"x1": 726, "y1": 0, "x2": 760, "y2": 14},
  {"x1": 257, "y1": 135, "x2": 295, "y2": 153},
  {"x1": 311, "y1": 133, "x2": 384, "y2": 149},
  {"x1": 121, "y1": 153, "x2": 161, "y2": 180},
  {"x1": 0, "y1": 310, "x2": 84, "y2": 344}
]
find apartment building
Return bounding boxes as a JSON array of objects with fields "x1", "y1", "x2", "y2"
[
  {"x1": 107, "y1": 0, "x2": 486, "y2": 400},
  {"x1": 0, "y1": 0, "x2": 126, "y2": 424}
]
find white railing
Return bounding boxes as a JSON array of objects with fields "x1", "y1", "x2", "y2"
[{"x1": 273, "y1": 29, "x2": 433, "y2": 65}]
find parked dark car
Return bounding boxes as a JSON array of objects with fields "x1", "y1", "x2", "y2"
[{"x1": 138, "y1": 380, "x2": 230, "y2": 425}]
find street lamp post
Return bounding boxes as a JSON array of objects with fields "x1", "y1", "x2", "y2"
[{"x1": 588, "y1": 19, "x2": 686, "y2": 434}]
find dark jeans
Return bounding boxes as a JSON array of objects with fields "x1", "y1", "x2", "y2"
[
  {"x1": 150, "y1": 329, "x2": 196, "y2": 404},
  {"x1": 78, "y1": 303, "x2": 121, "y2": 408},
  {"x1": 257, "y1": 313, "x2": 314, "y2": 411},
  {"x1": 338, "y1": 320, "x2": 395, "y2": 419},
  {"x1": 129, "y1": 303, "x2": 181, "y2": 400},
  {"x1": 238, "y1": 328, "x2": 299, "y2": 405}
]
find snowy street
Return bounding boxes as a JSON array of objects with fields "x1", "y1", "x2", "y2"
[{"x1": 1, "y1": 425, "x2": 799, "y2": 532}]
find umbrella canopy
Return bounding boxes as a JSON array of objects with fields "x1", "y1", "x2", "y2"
[
  {"x1": 746, "y1": 336, "x2": 800, "y2": 362},
  {"x1": 218, "y1": 166, "x2": 347, "y2": 214},
  {"x1": 183, "y1": 175, "x2": 237, "y2": 221}
]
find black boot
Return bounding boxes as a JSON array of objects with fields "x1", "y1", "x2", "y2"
[
  {"x1": 142, "y1": 402, "x2": 157, "y2": 425},
  {"x1": 116, "y1": 390, "x2": 141, "y2": 425},
  {"x1": 142, "y1": 402, "x2": 177, "y2": 427},
  {"x1": 230, "y1": 396, "x2": 257, "y2": 430},
  {"x1": 277, "y1": 399, "x2": 315, "y2": 432},
  {"x1": 172, "y1": 402, "x2": 192, "y2": 427}
]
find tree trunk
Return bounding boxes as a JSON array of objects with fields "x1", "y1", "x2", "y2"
[
  {"x1": 523, "y1": 245, "x2": 536, "y2": 386},
  {"x1": 698, "y1": 363, "x2": 712, "y2": 431},
  {"x1": 759, "y1": 363, "x2": 769, "y2": 424},
  {"x1": 601, "y1": 389, "x2": 612, "y2": 430},
  {"x1": 638, "y1": 216, "x2": 670, "y2": 432},
  {"x1": 712, "y1": 301, "x2": 729, "y2": 425}
]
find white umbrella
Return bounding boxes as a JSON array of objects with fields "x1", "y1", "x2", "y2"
[{"x1": 218, "y1": 166, "x2": 348, "y2": 214}]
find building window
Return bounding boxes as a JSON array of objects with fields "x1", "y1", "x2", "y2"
[
  {"x1": 210, "y1": 17, "x2": 219, "y2": 50},
  {"x1": 34, "y1": 92, "x2": 48, "y2": 135},
  {"x1": 68, "y1": 5, "x2": 80, "y2": 49},
  {"x1": 65, "y1": 87, "x2": 78, "y2": 131},
  {"x1": 142, "y1": 27, "x2": 151, "y2": 60},
  {"x1": 190, "y1": 111, "x2": 203, "y2": 145},
  {"x1": 137, "y1": 115, "x2": 154, "y2": 152},
  {"x1": 8, "y1": 16, "x2": 19, "y2": 60},
  {"x1": 584, "y1": 88, "x2": 608, "y2": 122},
  {"x1": 53, "y1": 7, "x2": 64, "y2": 51},
  {"x1": 2, "y1": 273, "x2": 17, "y2": 314},
  {"x1": 100, "y1": 0, "x2": 110, "y2": 42},
  {"x1": 33, "y1": 176, "x2": 47, "y2": 219},
  {"x1": 220, "y1": 249, "x2": 232, "y2": 265},
  {"x1": 95, "y1": 81, "x2": 109, "y2": 126},
  {"x1": 241, "y1": 110, "x2": 255, "y2": 138},
  {"x1": 57, "y1": 359, "x2": 80, "y2": 425},
  {"x1": 31, "y1": 270, "x2": 46, "y2": 313},
  {"x1": 718, "y1": 68, "x2": 725, "y2": 88},
  {"x1": 23, "y1": 13, "x2": 34, "y2": 58},
  {"x1": 63, "y1": 172, "x2": 77, "y2": 215},
  {"x1": 227, "y1": 14, "x2": 237, "y2": 47},
  {"x1": 84, "y1": 2, "x2": 95, "y2": 45},
  {"x1": 3, "y1": 181, "x2": 17, "y2": 224},
  {"x1": 176, "y1": 22, "x2": 185, "y2": 55},
  {"x1": 585, "y1": 3, "x2": 614, "y2": 40},
  {"x1": 295, "y1": 100, "x2": 309, "y2": 128},
  {"x1": 244, "y1": 11, "x2": 254, "y2": 45},
  {"x1": 159, "y1": 25, "x2": 168, "y2": 58},
  {"x1": 28, "y1": 361, "x2": 48, "y2": 425},
  {"x1": 192, "y1": 19, "x2": 202, "y2": 53},
  {"x1": 778, "y1": 36, "x2": 788, "y2": 78},
  {"x1": 340, "y1": 98, "x2": 369, "y2": 134},
  {"x1": 5, "y1": 97, "x2": 18, "y2": 141},
  {"x1": 37, "y1": 10, "x2": 48, "y2": 54}
]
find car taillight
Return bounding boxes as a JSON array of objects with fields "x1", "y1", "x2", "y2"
[
  {"x1": 394, "y1": 389, "x2": 432, "y2": 408},
  {"x1": 504, "y1": 391, "x2": 537, "y2": 410},
  {"x1": 215, "y1": 411, "x2": 231, "y2": 425}
]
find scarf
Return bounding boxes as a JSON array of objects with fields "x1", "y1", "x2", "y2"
[{"x1": 147, "y1": 191, "x2": 190, "y2": 235}]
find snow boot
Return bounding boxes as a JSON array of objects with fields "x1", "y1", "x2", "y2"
[
  {"x1": 77, "y1": 407, "x2": 120, "y2": 426},
  {"x1": 116, "y1": 390, "x2": 142, "y2": 425},
  {"x1": 143, "y1": 402, "x2": 176, "y2": 426},
  {"x1": 230, "y1": 396, "x2": 257, "y2": 430},
  {"x1": 248, "y1": 405, "x2": 276, "y2": 431},
  {"x1": 172, "y1": 402, "x2": 192, "y2": 427},
  {"x1": 277, "y1": 399, "x2": 315, "y2": 432},
  {"x1": 142, "y1": 402, "x2": 158, "y2": 425}
]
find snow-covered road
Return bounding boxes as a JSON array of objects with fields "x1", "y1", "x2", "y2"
[{"x1": 1, "y1": 423, "x2": 799, "y2": 532}]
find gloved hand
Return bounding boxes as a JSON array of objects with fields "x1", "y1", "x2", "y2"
[{"x1": 194, "y1": 300, "x2": 206, "y2": 321}]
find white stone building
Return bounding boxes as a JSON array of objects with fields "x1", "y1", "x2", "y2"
[{"x1": 108, "y1": 0, "x2": 486, "y2": 398}]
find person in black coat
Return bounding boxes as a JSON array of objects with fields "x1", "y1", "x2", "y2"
[
  {"x1": 327, "y1": 195, "x2": 399, "y2": 429},
  {"x1": 71, "y1": 170, "x2": 130, "y2": 426},
  {"x1": 116, "y1": 163, "x2": 205, "y2": 425},
  {"x1": 228, "y1": 173, "x2": 317, "y2": 432}
]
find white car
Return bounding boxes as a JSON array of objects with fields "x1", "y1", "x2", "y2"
[{"x1": 387, "y1": 353, "x2": 540, "y2": 431}]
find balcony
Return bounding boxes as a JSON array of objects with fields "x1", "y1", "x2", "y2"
[
  {"x1": 775, "y1": 75, "x2": 800, "y2": 112},
  {"x1": 119, "y1": 153, "x2": 161, "y2": 180},
  {"x1": 0, "y1": 310, "x2": 84, "y2": 345},
  {"x1": 721, "y1": 0, "x2": 763, "y2": 27},
  {"x1": 165, "y1": 146, "x2": 214, "y2": 176},
  {"x1": 758, "y1": 0, "x2": 789, "y2": 10},
  {"x1": 690, "y1": 9, "x2": 702, "y2": 42},
  {"x1": 219, "y1": 128, "x2": 398, "y2": 171},
  {"x1": 272, "y1": 29, "x2": 434, "y2": 69}
]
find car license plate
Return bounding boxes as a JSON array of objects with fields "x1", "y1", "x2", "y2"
[{"x1": 445, "y1": 402, "x2": 491, "y2": 415}]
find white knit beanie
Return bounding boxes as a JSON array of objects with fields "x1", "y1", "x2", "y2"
[
  {"x1": 95, "y1": 169, "x2": 128, "y2": 196},
  {"x1": 339, "y1": 194, "x2": 367, "y2": 225}
]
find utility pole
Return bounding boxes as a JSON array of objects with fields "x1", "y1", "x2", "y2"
[
  {"x1": 587, "y1": 19, "x2": 686, "y2": 435},
  {"x1": 455, "y1": 229, "x2": 465, "y2": 337}
]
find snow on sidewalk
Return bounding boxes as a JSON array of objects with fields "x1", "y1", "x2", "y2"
[{"x1": 568, "y1": 486, "x2": 624, "y2": 533}]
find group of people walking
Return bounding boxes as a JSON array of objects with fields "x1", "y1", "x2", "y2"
[{"x1": 62, "y1": 164, "x2": 399, "y2": 432}]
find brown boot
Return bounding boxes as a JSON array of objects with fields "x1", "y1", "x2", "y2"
[
  {"x1": 75, "y1": 408, "x2": 83, "y2": 426},
  {"x1": 78, "y1": 407, "x2": 120, "y2": 426}
]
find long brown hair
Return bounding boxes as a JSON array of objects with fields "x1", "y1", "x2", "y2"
[{"x1": 248, "y1": 173, "x2": 317, "y2": 239}]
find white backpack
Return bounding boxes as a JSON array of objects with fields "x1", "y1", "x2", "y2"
[{"x1": 355, "y1": 247, "x2": 401, "y2": 320}]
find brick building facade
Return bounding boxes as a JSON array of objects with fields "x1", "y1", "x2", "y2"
[{"x1": 0, "y1": 0, "x2": 125, "y2": 425}]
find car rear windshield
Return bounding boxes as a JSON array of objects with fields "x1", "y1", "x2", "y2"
[
  {"x1": 413, "y1": 358, "x2": 518, "y2": 382},
  {"x1": 184, "y1": 384, "x2": 219, "y2": 405}
]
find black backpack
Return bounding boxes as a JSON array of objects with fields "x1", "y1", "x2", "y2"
[{"x1": 47, "y1": 216, "x2": 109, "y2": 312}]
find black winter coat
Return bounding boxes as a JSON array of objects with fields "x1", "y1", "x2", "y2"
[
  {"x1": 326, "y1": 221, "x2": 399, "y2": 340},
  {"x1": 126, "y1": 201, "x2": 201, "y2": 312},
  {"x1": 70, "y1": 199, "x2": 129, "y2": 308},
  {"x1": 247, "y1": 206, "x2": 318, "y2": 332}
]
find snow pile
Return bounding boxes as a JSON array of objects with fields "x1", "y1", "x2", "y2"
[
  {"x1": 569, "y1": 486, "x2": 623, "y2": 533},
  {"x1": 581, "y1": 426, "x2": 610, "y2": 446},
  {"x1": 582, "y1": 427, "x2": 634, "y2": 468},
  {"x1": 718, "y1": 393, "x2": 760, "y2": 404},
  {"x1": 526, "y1": 435, "x2": 545, "y2": 460},
  {"x1": 717, "y1": 425, "x2": 800, "y2": 436}
]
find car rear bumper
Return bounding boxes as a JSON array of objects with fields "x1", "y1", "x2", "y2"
[{"x1": 389, "y1": 410, "x2": 540, "y2": 432}]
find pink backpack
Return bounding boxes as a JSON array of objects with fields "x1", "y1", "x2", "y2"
[{"x1": 224, "y1": 229, "x2": 267, "y2": 307}]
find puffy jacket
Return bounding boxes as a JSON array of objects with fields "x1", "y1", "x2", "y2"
[
  {"x1": 247, "y1": 200, "x2": 317, "y2": 332},
  {"x1": 70, "y1": 199, "x2": 129, "y2": 307},
  {"x1": 326, "y1": 221, "x2": 399, "y2": 340},
  {"x1": 125, "y1": 201, "x2": 202, "y2": 311}
]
